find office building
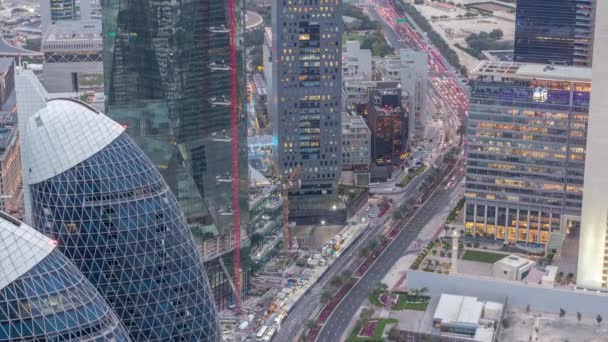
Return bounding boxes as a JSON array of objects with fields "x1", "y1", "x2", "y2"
[
  {"x1": 343, "y1": 41, "x2": 372, "y2": 81},
  {"x1": 15, "y1": 77, "x2": 220, "y2": 339},
  {"x1": 0, "y1": 212, "x2": 130, "y2": 341},
  {"x1": 577, "y1": 0, "x2": 608, "y2": 289},
  {"x1": 341, "y1": 112, "x2": 370, "y2": 171},
  {"x1": 103, "y1": 0, "x2": 249, "y2": 309},
  {"x1": 514, "y1": 0, "x2": 594, "y2": 66},
  {"x1": 41, "y1": 21, "x2": 103, "y2": 93},
  {"x1": 367, "y1": 83, "x2": 409, "y2": 167},
  {"x1": 271, "y1": 0, "x2": 343, "y2": 216},
  {"x1": 0, "y1": 112, "x2": 22, "y2": 218},
  {"x1": 465, "y1": 61, "x2": 590, "y2": 251},
  {"x1": 399, "y1": 49, "x2": 427, "y2": 138},
  {"x1": 0, "y1": 58, "x2": 14, "y2": 110}
]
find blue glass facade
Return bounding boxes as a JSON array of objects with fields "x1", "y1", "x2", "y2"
[
  {"x1": 514, "y1": 0, "x2": 594, "y2": 66},
  {"x1": 0, "y1": 246, "x2": 129, "y2": 341},
  {"x1": 28, "y1": 133, "x2": 220, "y2": 341}
]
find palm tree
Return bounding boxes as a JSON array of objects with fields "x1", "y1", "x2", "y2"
[{"x1": 320, "y1": 290, "x2": 333, "y2": 304}]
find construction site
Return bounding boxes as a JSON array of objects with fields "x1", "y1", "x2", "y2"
[{"x1": 216, "y1": 158, "x2": 378, "y2": 341}]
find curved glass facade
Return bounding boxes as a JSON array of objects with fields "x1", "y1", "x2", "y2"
[
  {"x1": 28, "y1": 133, "x2": 220, "y2": 341},
  {"x1": 1, "y1": 237, "x2": 128, "y2": 341}
]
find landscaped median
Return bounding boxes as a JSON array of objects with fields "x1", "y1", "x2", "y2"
[
  {"x1": 347, "y1": 318, "x2": 399, "y2": 342},
  {"x1": 397, "y1": 165, "x2": 427, "y2": 188}
]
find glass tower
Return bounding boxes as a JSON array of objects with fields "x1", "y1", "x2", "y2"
[
  {"x1": 21, "y1": 99, "x2": 220, "y2": 341},
  {"x1": 465, "y1": 62, "x2": 590, "y2": 249},
  {"x1": 101, "y1": 0, "x2": 249, "y2": 308},
  {"x1": 514, "y1": 0, "x2": 594, "y2": 66},
  {"x1": 0, "y1": 212, "x2": 129, "y2": 341}
]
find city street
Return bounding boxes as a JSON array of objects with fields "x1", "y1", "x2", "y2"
[{"x1": 316, "y1": 171, "x2": 464, "y2": 341}]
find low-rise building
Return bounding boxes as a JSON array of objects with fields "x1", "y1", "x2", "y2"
[
  {"x1": 492, "y1": 255, "x2": 535, "y2": 281},
  {"x1": 41, "y1": 20, "x2": 103, "y2": 93},
  {"x1": 433, "y1": 294, "x2": 502, "y2": 341}
]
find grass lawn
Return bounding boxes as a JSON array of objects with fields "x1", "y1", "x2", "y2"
[
  {"x1": 398, "y1": 165, "x2": 427, "y2": 187},
  {"x1": 347, "y1": 318, "x2": 399, "y2": 342},
  {"x1": 393, "y1": 295, "x2": 428, "y2": 311},
  {"x1": 368, "y1": 288, "x2": 383, "y2": 307},
  {"x1": 462, "y1": 250, "x2": 505, "y2": 263}
]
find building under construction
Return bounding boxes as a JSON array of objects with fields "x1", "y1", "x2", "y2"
[{"x1": 102, "y1": 0, "x2": 249, "y2": 310}]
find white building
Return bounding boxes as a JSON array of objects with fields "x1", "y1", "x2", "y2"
[
  {"x1": 341, "y1": 112, "x2": 370, "y2": 170},
  {"x1": 399, "y1": 49, "x2": 428, "y2": 118},
  {"x1": 433, "y1": 294, "x2": 501, "y2": 341},
  {"x1": 492, "y1": 255, "x2": 535, "y2": 281},
  {"x1": 343, "y1": 41, "x2": 372, "y2": 81},
  {"x1": 578, "y1": 0, "x2": 608, "y2": 289},
  {"x1": 41, "y1": 21, "x2": 103, "y2": 93}
]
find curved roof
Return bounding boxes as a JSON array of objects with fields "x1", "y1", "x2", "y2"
[
  {"x1": 22, "y1": 98, "x2": 125, "y2": 184},
  {"x1": 0, "y1": 212, "x2": 55, "y2": 290}
]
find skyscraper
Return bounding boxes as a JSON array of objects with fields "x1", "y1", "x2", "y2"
[
  {"x1": 0, "y1": 211, "x2": 130, "y2": 341},
  {"x1": 16, "y1": 92, "x2": 220, "y2": 340},
  {"x1": 271, "y1": 0, "x2": 343, "y2": 219},
  {"x1": 514, "y1": 0, "x2": 594, "y2": 66},
  {"x1": 465, "y1": 61, "x2": 590, "y2": 251},
  {"x1": 102, "y1": 0, "x2": 249, "y2": 308},
  {"x1": 577, "y1": 0, "x2": 608, "y2": 289}
]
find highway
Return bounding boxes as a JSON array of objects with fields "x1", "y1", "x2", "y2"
[{"x1": 316, "y1": 169, "x2": 464, "y2": 342}]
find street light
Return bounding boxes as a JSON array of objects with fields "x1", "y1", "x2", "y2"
[
  {"x1": 321, "y1": 220, "x2": 326, "y2": 225},
  {"x1": 332, "y1": 204, "x2": 337, "y2": 211}
]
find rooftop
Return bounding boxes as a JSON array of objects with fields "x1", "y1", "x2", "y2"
[
  {"x1": 42, "y1": 20, "x2": 102, "y2": 43},
  {"x1": 496, "y1": 255, "x2": 533, "y2": 268},
  {"x1": 0, "y1": 57, "x2": 14, "y2": 74},
  {"x1": 433, "y1": 294, "x2": 484, "y2": 326},
  {"x1": 0, "y1": 212, "x2": 56, "y2": 290},
  {"x1": 473, "y1": 61, "x2": 591, "y2": 82}
]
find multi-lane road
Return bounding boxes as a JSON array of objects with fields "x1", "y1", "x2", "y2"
[{"x1": 316, "y1": 165, "x2": 464, "y2": 341}]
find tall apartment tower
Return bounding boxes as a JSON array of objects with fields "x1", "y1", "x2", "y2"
[
  {"x1": 40, "y1": 0, "x2": 95, "y2": 31},
  {"x1": 15, "y1": 71, "x2": 220, "y2": 340},
  {"x1": 465, "y1": 61, "x2": 591, "y2": 252},
  {"x1": 271, "y1": 0, "x2": 343, "y2": 219},
  {"x1": 102, "y1": 0, "x2": 249, "y2": 309},
  {"x1": 577, "y1": 0, "x2": 608, "y2": 289},
  {"x1": 514, "y1": 0, "x2": 595, "y2": 66}
]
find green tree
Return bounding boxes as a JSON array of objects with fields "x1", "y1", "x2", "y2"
[
  {"x1": 320, "y1": 290, "x2": 333, "y2": 304},
  {"x1": 489, "y1": 29, "x2": 504, "y2": 40}
]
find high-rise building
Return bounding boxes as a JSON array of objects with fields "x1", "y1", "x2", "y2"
[
  {"x1": 41, "y1": 21, "x2": 103, "y2": 93},
  {"x1": 465, "y1": 61, "x2": 590, "y2": 252},
  {"x1": 0, "y1": 58, "x2": 14, "y2": 111},
  {"x1": 343, "y1": 41, "x2": 372, "y2": 81},
  {"x1": 0, "y1": 112, "x2": 23, "y2": 218},
  {"x1": 15, "y1": 75, "x2": 220, "y2": 340},
  {"x1": 271, "y1": 0, "x2": 343, "y2": 217},
  {"x1": 0, "y1": 211, "x2": 130, "y2": 341},
  {"x1": 102, "y1": 0, "x2": 249, "y2": 309},
  {"x1": 577, "y1": 0, "x2": 608, "y2": 289},
  {"x1": 514, "y1": 0, "x2": 594, "y2": 66},
  {"x1": 367, "y1": 84, "x2": 409, "y2": 167},
  {"x1": 399, "y1": 49, "x2": 427, "y2": 138}
]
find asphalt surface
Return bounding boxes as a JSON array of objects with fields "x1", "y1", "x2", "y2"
[
  {"x1": 316, "y1": 174, "x2": 463, "y2": 342},
  {"x1": 273, "y1": 168, "x2": 431, "y2": 342}
]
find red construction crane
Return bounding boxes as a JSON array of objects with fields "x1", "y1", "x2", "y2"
[{"x1": 227, "y1": 0, "x2": 242, "y2": 313}]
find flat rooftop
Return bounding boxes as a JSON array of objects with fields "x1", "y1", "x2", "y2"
[
  {"x1": 473, "y1": 61, "x2": 591, "y2": 82},
  {"x1": 434, "y1": 294, "x2": 483, "y2": 326},
  {"x1": 42, "y1": 20, "x2": 102, "y2": 43}
]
